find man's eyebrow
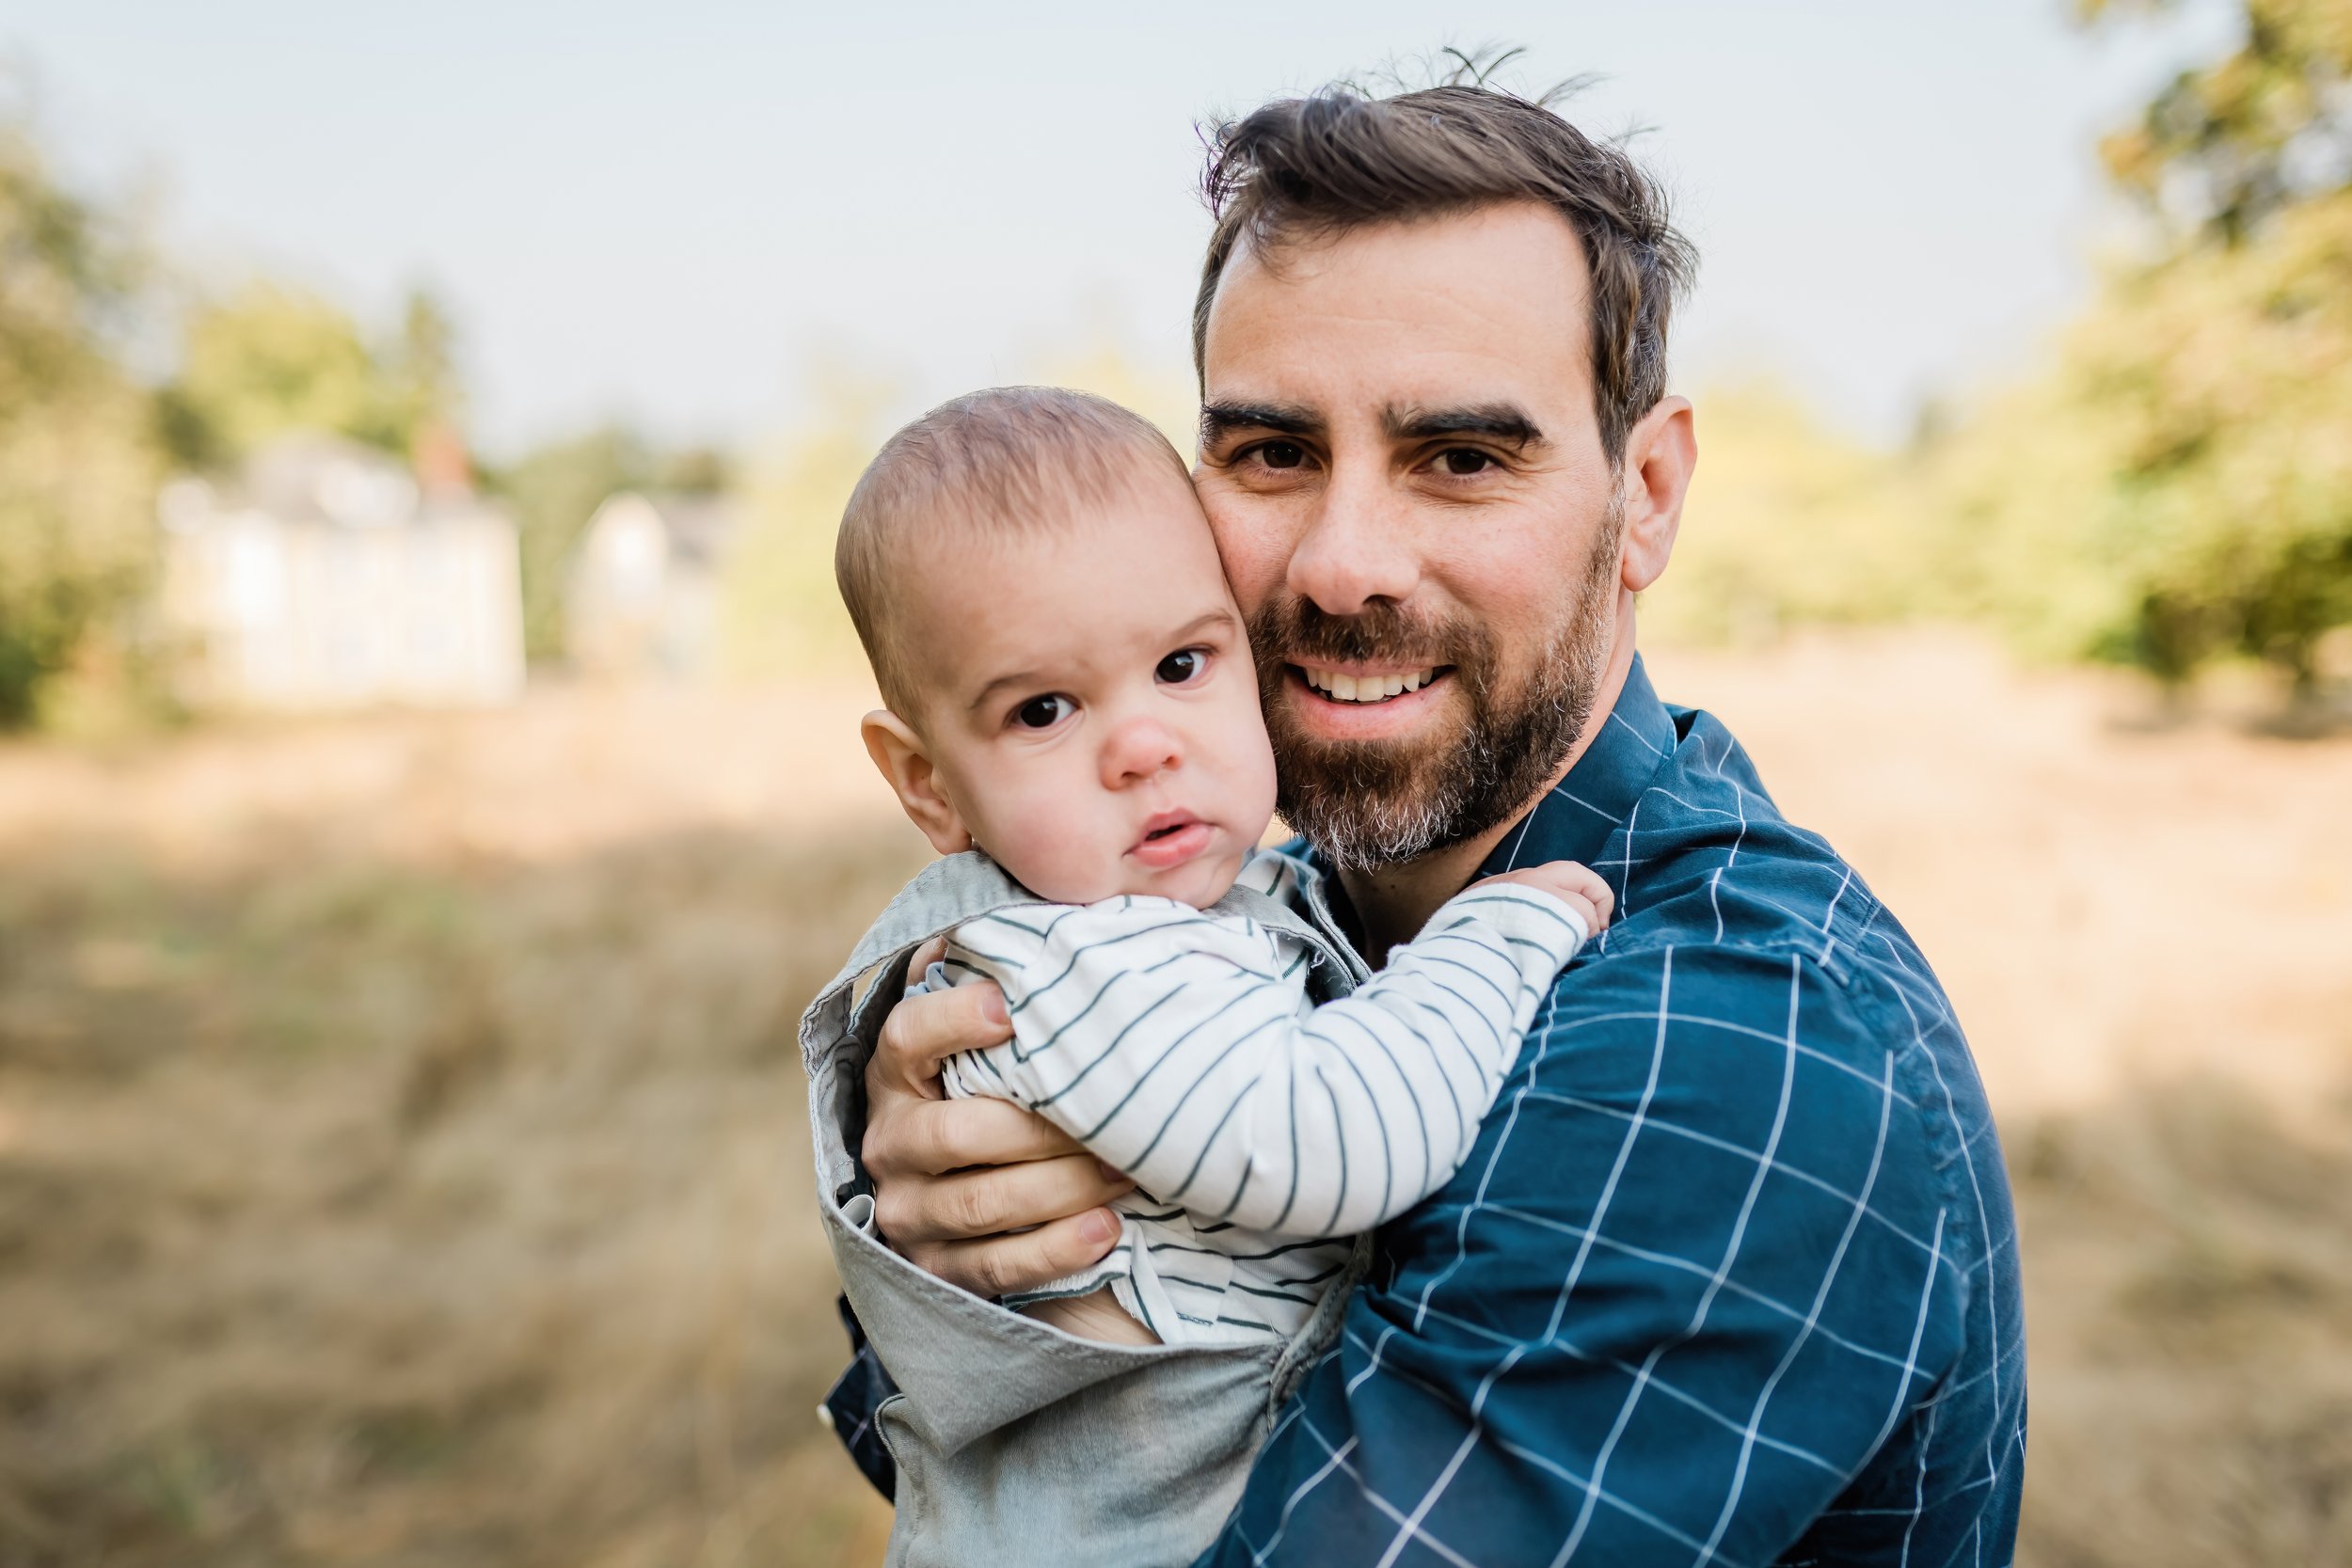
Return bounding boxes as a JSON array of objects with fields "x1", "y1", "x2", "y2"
[
  {"x1": 1384, "y1": 403, "x2": 1548, "y2": 448},
  {"x1": 1199, "y1": 401, "x2": 1322, "y2": 444}
]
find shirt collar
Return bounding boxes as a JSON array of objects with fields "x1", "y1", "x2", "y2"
[{"x1": 1475, "y1": 653, "x2": 1678, "y2": 877}]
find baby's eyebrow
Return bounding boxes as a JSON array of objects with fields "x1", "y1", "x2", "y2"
[
  {"x1": 1166, "y1": 608, "x2": 1239, "y2": 643},
  {"x1": 968, "y1": 668, "x2": 1050, "y2": 714}
]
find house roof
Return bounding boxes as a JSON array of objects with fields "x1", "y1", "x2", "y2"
[{"x1": 164, "y1": 431, "x2": 512, "y2": 531}]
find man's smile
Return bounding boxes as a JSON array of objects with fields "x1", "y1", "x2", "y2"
[
  {"x1": 1294, "y1": 663, "x2": 1451, "y2": 704},
  {"x1": 1280, "y1": 663, "x2": 1458, "y2": 736}
]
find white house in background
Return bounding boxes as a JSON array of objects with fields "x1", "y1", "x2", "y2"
[
  {"x1": 564, "y1": 490, "x2": 741, "y2": 678},
  {"x1": 157, "y1": 432, "x2": 525, "y2": 711}
]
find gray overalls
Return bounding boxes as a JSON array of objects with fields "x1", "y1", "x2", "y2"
[{"x1": 801, "y1": 851, "x2": 1372, "y2": 1567}]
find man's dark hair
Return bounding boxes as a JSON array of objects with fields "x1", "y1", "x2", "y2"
[{"x1": 1193, "y1": 60, "x2": 1696, "y2": 466}]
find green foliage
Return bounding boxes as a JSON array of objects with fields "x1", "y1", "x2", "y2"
[
  {"x1": 1658, "y1": 2, "x2": 2352, "y2": 703},
  {"x1": 480, "y1": 422, "x2": 738, "y2": 667},
  {"x1": 1646, "y1": 384, "x2": 1937, "y2": 645},
  {"x1": 718, "y1": 375, "x2": 884, "y2": 678},
  {"x1": 481, "y1": 425, "x2": 656, "y2": 662},
  {"x1": 1926, "y1": 0, "x2": 2352, "y2": 695},
  {"x1": 0, "y1": 100, "x2": 163, "y2": 728},
  {"x1": 385, "y1": 289, "x2": 465, "y2": 450},
  {"x1": 2084, "y1": 0, "x2": 2352, "y2": 247},
  {"x1": 156, "y1": 282, "x2": 461, "y2": 468},
  {"x1": 712, "y1": 345, "x2": 1194, "y2": 683}
]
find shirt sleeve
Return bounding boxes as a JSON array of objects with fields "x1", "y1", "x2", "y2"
[
  {"x1": 818, "y1": 1295, "x2": 898, "y2": 1500},
  {"x1": 944, "y1": 886, "x2": 1588, "y2": 1239},
  {"x1": 1193, "y1": 945, "x2": 1973, "y2": 1568}
]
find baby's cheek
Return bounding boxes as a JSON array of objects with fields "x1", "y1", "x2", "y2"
[{"x1": 992, "y1": 809, "x2": 1119, "y2": 905}]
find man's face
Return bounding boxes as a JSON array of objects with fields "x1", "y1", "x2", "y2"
[{"x1": 1193, "y1": 201, "x2": 1630, "y2": 870}]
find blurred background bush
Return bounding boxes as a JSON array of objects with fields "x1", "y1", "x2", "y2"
[{"x1": 1, "y1": 3, "x2": 2348, "y2": 1566}]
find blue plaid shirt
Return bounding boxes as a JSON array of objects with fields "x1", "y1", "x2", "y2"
[{"x1": 828, "y1": 656, "x2": 2026, "y2": 1566}]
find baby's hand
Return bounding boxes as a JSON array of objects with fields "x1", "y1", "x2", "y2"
[{"x1": 1470, "y1": 860, "x2": 1614, "y2": 939}]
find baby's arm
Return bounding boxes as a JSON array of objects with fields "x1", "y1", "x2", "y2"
[{"x1": 943, "y1": 863, "x2": 1607, "y2": 1239}]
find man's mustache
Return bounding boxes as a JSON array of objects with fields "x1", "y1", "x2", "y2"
[{"x1": 1246, "y1": 597, "x2": 1480, "y2": 673}]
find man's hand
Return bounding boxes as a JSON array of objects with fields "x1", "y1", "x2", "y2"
[
  {"x1": 1470, "y1": 859, "x2": 1615, "y2": 937},
  {"x1": 861, "y1": 937, "x2": 1133, "y2": 1298}
]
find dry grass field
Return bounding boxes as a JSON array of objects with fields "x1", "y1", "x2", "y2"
[{"x1": 2, "y1": 632, "x2": 2346, "y2": 1568}]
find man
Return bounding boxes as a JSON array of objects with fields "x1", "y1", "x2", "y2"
[{"x1": 831, "y1": 74, "x2": 2025, "y2": 1565}]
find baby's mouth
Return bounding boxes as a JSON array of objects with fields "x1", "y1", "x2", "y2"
[
  {"x1": 1131, "y1": 811, "x2": 1213, "y2": 868},
  {"x1": 1294, "y1": 665, "x2": 1451, "y2": 705}
]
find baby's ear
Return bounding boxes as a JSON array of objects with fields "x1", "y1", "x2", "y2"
[{"x1": 861, "y1": 710, "x2": 973, "y2": 856}]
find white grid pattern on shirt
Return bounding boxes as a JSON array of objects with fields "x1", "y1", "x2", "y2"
[{"x1": 1221, "y1": 703, "x2": 2020, "y2": 1568}]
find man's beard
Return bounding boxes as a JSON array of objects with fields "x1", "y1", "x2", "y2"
[{"x1": 1248, "y1": 502, "x2": 1623, "y2": 873}]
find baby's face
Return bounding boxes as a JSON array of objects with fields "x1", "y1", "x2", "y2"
[{"x1": 901, "y1": 473, "x2": 1278, "y2": 907}]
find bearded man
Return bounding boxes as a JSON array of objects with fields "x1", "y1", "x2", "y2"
[{"x1": 822, "y1": 74, "x2": 2026, "y2": 1566}]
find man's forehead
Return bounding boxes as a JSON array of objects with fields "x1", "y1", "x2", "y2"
[{"x1": 1200, "y1": 204, "x2": 1592, "y2": 409}]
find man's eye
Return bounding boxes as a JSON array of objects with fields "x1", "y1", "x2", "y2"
[
  {"x1": 1255, "y1": 440, "x2": 1306, "y2": 470},
  {"x1": 1156, "y1": 648, "x2": 1209, "y2": 685},
  {"x1": 1438, "y1": 449, "x2": 1494, "y2": 476},
  {"x1": 1013, "y1": 694, "x2": 1073, "y2": 729}
]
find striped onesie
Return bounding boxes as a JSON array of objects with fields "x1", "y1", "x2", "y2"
[{"x1": 932, "y1": 849, "x2": 1589, "y2": 1346}]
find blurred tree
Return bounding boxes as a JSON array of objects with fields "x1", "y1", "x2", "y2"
[
  {"x1": 0, "y1": 94, "x2": 164, "y2": 728},
  {"x1": 1646, "y1": 382, "x2": 1936, "y2": 646},
  {"x1": 720, "y1": 366, "x2": 892, "y2": 678},
  {"x1": 1931, "y1": 0, "x2": 2352, "y2": 702},
  {"x1": 383, "y1": 287, "x2": 465, "y2": 450},
  {"x1": 157, "y1": 283, "x2": 423, "y2": 466},
  {"x1": 2083, "y1": 0, "x2": 2352, "y2": 246},
  {"x1": 1033, "y1": 337, "x2": 1199, "y2": 458},
  {"x1": 481, "y1": 424, "x2": 655, "y2": 662},
  {"x1": 657, "y1": 443, "x2": 733, "y2": 496}
]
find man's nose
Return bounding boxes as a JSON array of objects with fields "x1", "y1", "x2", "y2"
[
  {"x1": 1283, "y1": 460, "x2": 1421, "y2": 616},
  {"x1": 1100, "y1": 713, "x2": 1183, "y2": 789}
]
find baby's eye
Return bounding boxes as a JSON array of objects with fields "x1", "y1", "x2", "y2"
[
  {"x1": 1013, "y1": 694, "x2": 1074, "y2": 730},
  {"x1": 1156, "y1": 648, "x2": 1210, "y2": 685}
]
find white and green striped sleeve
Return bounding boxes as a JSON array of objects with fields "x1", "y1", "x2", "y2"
[{"x1": 943, "y1": 884, "x2": 1588, "y2": 1240}]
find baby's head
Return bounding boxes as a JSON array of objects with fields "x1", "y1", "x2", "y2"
[{"x1": 838, "y1": 387, "x2": 1277, "y2": 909}]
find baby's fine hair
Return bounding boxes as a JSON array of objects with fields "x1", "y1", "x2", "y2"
[{"x1": 835, "y1": 386, "x2": 1193, "y2": 718}]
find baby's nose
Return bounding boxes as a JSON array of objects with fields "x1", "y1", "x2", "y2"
[{"x1": 1101, "y1": 717, "x2": 1183, "y2": 786}]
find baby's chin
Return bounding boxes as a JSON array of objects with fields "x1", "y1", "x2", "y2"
[
  {"x1": 1023, "y1": 850, "x2": 1245, "y2": 911},
  {"x1": 1120, "y1": 857, "x2": 1244, "y2": 910}
]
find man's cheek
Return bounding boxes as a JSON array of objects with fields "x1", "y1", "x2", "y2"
[{"x1": 1200, "y1": 502, "x2": 1289, "y2": 614}]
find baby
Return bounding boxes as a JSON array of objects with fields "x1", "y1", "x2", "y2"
[{"x1": 810, "y1": 386, "x2": 1609, "y2": 1561}]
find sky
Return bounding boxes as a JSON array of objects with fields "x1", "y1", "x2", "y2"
[{"x1": 10, "y1": 0, "x2": 2239, "y2": 457}]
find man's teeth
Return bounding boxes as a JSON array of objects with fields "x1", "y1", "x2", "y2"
[{"x1": 1301, "y1": 668, "x2": 1438, "y2": 703}]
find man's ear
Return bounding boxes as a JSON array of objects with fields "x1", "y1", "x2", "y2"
[
  {"x1": 1618, "y1": 394, "x2": 1696, "y2": 595},
  {"x1": 861, "y1": 709, "x2": 974, "y2": 856}
]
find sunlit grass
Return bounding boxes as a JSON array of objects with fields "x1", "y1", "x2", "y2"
[{"x1": 2, "y1": 641, "x2": 2348, "y2": 1565}]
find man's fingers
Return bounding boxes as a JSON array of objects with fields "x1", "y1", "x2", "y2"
[
  {"x1": 871, "y1": 980, "x2": 1011, "y2": 1095},
  {"x1": 904, "y1": 1205, "x2": 1125, "y2": 1300},
  {"x1": 901, "y1": 935, "x2": 949, "y2": 989},
  {"x1": 866, "y1": 1096, "x2": 1087, "y2": 1178},
  {"x1": 875, "y1": 1150, "x2": 1133, "y2": 1248}
]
